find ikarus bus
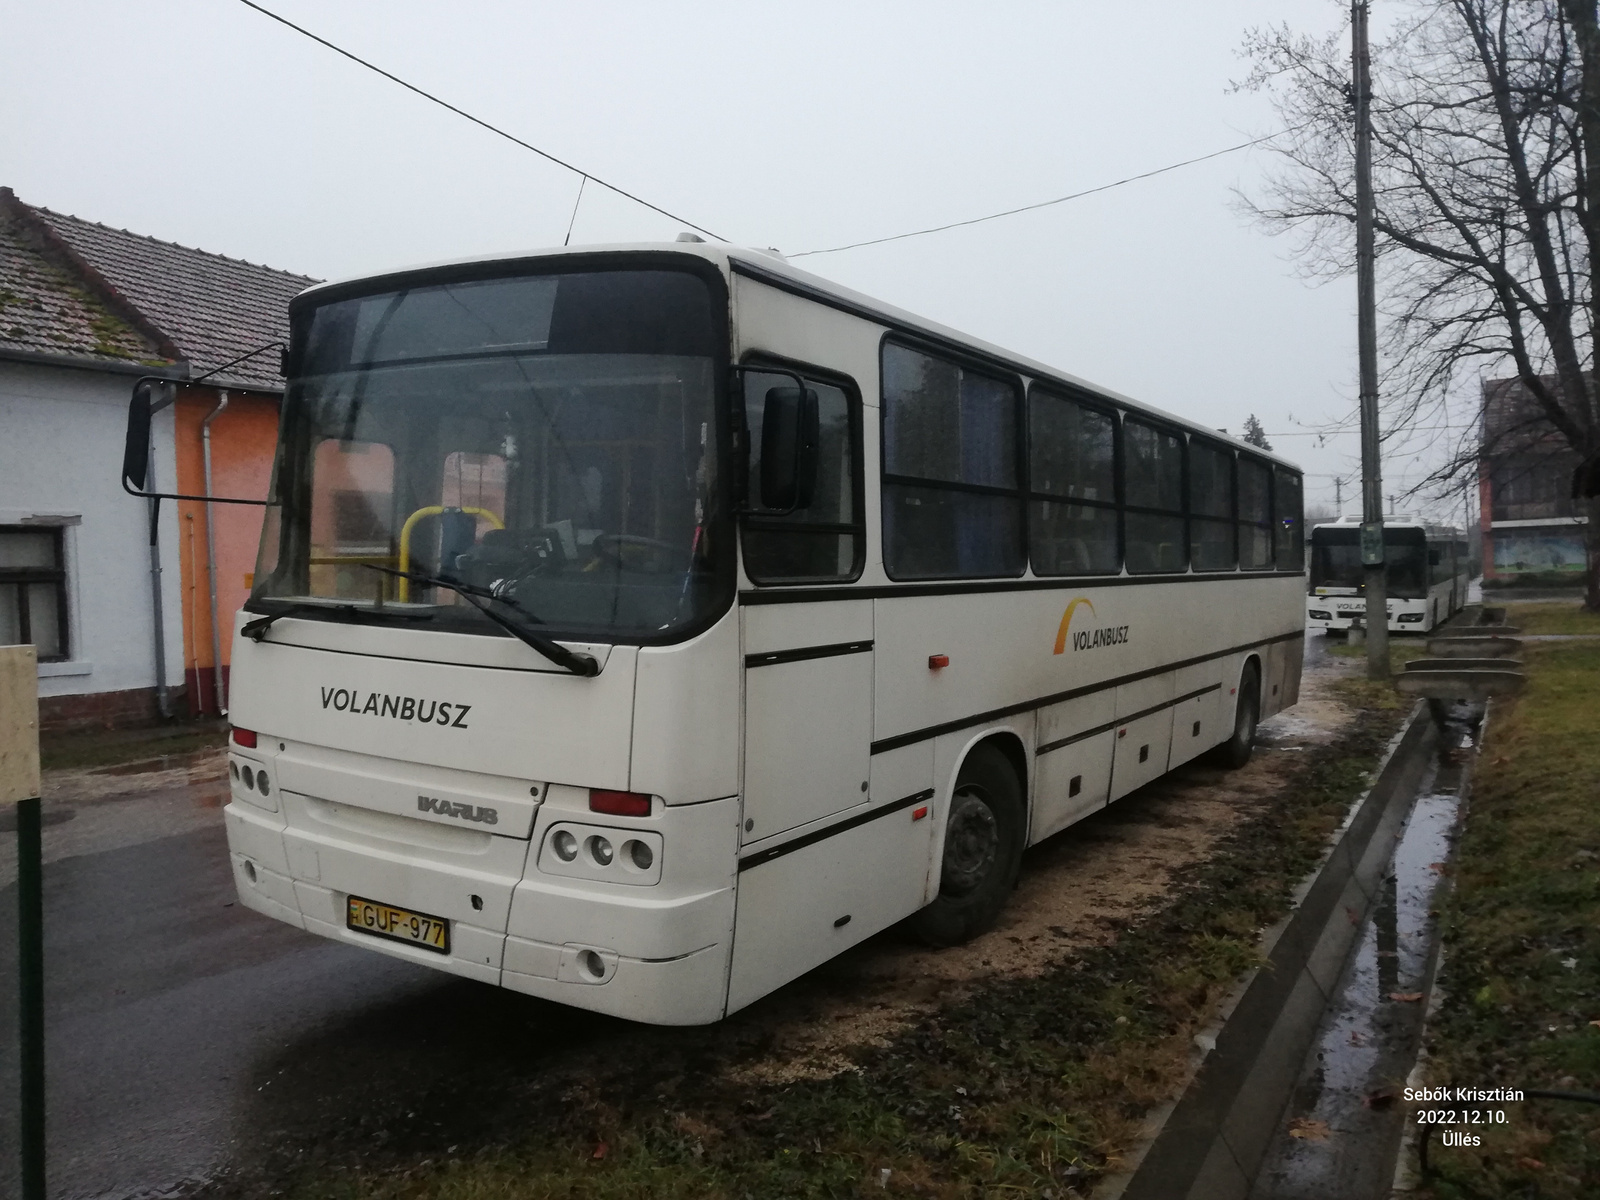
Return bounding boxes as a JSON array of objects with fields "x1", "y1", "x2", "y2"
[
  {"x1": 1305, "y1": 517, "x2": 1470, "y2": 634},
  {"x1": 123, "y1": 243, "x2": 1308, "y2": 1025}
]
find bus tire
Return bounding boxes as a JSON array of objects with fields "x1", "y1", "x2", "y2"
[
  {"x1": 910, "y1": 744, "x2": 1025, "y2": 947},
  {"x1": 1212, "y1": 665, "x2": 1260, "y2": 769}
]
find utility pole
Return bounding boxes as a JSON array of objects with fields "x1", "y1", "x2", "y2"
[
  {"x1": 1335, "y1": 476, "x2": 1344, "y2": 515},
  {"x1": 1354, "y1": 0, "x2": 1389, "y2": 677}
]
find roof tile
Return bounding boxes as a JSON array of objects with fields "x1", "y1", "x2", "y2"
[
  {"x1": 0, "y1": 203, "x2": 164, "y2": 367},
  {"x1": 19, "y1": 197, "x2": 320, "y2": 390}
]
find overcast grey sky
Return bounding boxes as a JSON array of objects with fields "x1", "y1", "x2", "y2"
[{"x1": 2, "y1": 0, "x2": 1474, "y2": 521}]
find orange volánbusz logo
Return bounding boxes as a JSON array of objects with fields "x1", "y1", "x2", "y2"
[{"x1": 1053, "y1": 597, "x2": 1130, "y2": 655}]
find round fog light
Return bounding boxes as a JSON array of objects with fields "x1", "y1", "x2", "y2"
[
  {"x1": 241, "y1": 765, "x2": 255, "y2": 791},
  {"x1": 229, "y1": 760, "x2": 239, "y2": 781},
  {"x1": 626, "y1": 840, "x2": 654, "y2": 871},
  {"x1": 257, "y1": 771, "x2": 271, "y2": 796},
  {"x1": 579, "y1": 949, "x2": 605, "y2": 979},
  {"x1": 551, "y1": 830, "x2": 578, "y2": 862},
  {"x1": 587, "y1": 836, "x2": 614, "y2": 867}
]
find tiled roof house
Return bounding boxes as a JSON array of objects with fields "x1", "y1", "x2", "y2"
[{"x1": 0, "y1": 187, "x2": 319, "y2": 730}]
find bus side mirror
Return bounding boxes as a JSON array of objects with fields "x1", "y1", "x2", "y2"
[
  {"x1": 123, "y1": 378, "x2": 176, "y2": 492},
  {"x1": 759, "y1": 386, "x2": 819, "y2": 512}
]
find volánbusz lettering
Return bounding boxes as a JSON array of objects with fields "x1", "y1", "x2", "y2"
[
  {"x1": 1071, "y1": 625, "x2": 1131, "y2": 651},
  {"x1": 320, "y1": 686, "x2": 471, "y2": 728}
]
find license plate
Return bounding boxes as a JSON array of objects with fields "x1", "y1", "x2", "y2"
[{"x1": 346, "y1": 895, "x2": 450, "y2": 954}]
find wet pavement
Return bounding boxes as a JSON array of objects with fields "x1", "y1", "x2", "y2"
[{"x1": 1247, "y1": 705, "x2": 1479, "y2": 1199}]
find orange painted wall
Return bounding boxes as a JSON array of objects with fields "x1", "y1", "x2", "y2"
[{"x1": 172, "y1": 386, "x2": 279, "y2": 713}]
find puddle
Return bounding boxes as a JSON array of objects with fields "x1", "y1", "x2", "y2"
[
  {"x1": 1249, "y1": 704, "x2": 1478, "y2": 1200},
  {"x1": 93, "y1": 753, "x2": 207, "y2": 776}
]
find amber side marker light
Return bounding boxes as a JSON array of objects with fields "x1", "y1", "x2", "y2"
[
  {"x1": 590, "y1": 789, "x2": 651, "y2": 817},
  {"x1": 231, "y1": 727, "x2": 258, "y2": 748}
]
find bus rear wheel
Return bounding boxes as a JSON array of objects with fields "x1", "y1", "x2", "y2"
[
  {"x1": 1212, "y1": 665, "x2": 1260, "y2": 769},
  {"x1": 910, "y1": 744, "x2": 1024, "y2": 947}
]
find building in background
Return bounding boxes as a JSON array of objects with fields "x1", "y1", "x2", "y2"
[
  {"x1": 1478, "y1": 375, "x2": 1589, "y2": 587},
  {"x1": 0, "y1": 187, "x2": 316, "y2": 731}
]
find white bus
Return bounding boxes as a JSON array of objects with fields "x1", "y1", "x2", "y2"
[
  {"x1": 1306, "y1": 517, "x2": 1470, "y2": 634},
  {"x1": 146, "y1": 243, "x2": 1306, "y2": 1025}
]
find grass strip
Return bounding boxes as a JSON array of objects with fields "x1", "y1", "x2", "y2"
[
  {"x1": 262, "y1": 693, "x2": 1409, "y2": 1200},
  {"x1": 1418, "y1": 642, "x2": 1600, "y2": 1198},
  {"x1": 1499, "y1": 601, "x2": 1600, "y2": 637}
]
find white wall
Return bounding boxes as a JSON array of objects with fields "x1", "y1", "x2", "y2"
[{"x1": 0, "y1": 360, "x2": 183, "y2": 700}]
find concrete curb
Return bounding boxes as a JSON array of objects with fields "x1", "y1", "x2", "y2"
[{"x1": 1110, "y1": 704, "x2": 1439, "y2": 1200}]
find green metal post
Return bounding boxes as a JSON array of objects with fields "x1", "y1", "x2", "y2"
[{"x1": 17, "y1": 793, "x2": 45, "y2": 1200}]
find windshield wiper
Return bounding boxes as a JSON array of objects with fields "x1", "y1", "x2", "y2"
[
  {"x1": 241, "y1": 602, "x2": 433, "y2": 642},
  {"x1": 358, "y1": 564, "x2": 600, "y2": 678}
]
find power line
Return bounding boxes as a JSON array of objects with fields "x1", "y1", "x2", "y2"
[
  {"x1": 791, "y1": 129, "x2": 1295, "y2": 258},
  {"x1": 235, "y1": 0, "x2": 723, "y2": 241}
]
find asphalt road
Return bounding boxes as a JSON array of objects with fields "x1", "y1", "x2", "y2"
[{"x1": 0, "y1": 805, "x2": 633, "y2": 1199}]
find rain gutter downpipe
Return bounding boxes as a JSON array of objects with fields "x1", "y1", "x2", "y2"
[
  {"x1": 146, "y1": 421, "x2": 171, "y2": 719},
  {"x1": 202, "y1": 389, "x2": 229, "y2": 715}
]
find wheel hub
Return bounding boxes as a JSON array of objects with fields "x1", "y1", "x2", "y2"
[{"x1": 941, "y1": 789, "x2": 998, "y2": 896}]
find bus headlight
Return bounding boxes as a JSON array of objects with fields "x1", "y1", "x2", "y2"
[
  {"x1": 1398, "y1": 612, "x2": 1425, "y2": 622},
  {"x1": 587, "y1": 835, "x2": 614, "y2": 867},
  {"x1": 552, "y1": 829, "x2": 579, "y2": 861},
  {"x1": 1308, "y1": 609, "x2": 1333, "y2": 621}
]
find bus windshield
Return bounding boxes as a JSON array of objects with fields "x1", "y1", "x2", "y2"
[
  {"x1": 1309, "y1": 526, "x2": 1427, "y2": 598},
  {"x1": 251, "y1": 267, "x2": 731, "y2": 642}
]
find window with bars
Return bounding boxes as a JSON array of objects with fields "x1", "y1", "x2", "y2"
[
  {"x1": 880, "y1": 341, "x2": 1025, "y2": 580},
  {"x1": 1274, "y1": 467, "x2": 1304, "y2": 570},
  {"x1": 1188, "y1": 439, "x2": 1236, "y2": 571},
  {"x1": 0, "y1": 527, "x2": 68, "y2": 661},
  {"x1": 1123, "y1": 419, "x2": 1187, "y2": 574},
  {"x1": 1238, "y1": 457, "x2": 1275, "y2": 570},
  {"x1": 1027, "y1": 386, "x2": 1119, "y2": 575}
]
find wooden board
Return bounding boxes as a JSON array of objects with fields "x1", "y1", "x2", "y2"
[{"x1": 0, "y1": 644, "x2": 41, "y2": 806}]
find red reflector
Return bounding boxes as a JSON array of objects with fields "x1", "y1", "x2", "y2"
[
  {"x1": 928, "y1": 654, "x2": 950, "y2": 669},
  {"x1": 912, "y1": 806, "x2": 929, "y2": 821},
  {"x1": 231, "y1": 727, "x2": 257, "y2": 748},
  {"x1": 589, "y1": 789, "x2": 651, "y2": 817}
]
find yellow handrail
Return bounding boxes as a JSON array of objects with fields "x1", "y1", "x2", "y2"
[{"x1": 397, "y1": 506, "x2": 504, "y2": 601}]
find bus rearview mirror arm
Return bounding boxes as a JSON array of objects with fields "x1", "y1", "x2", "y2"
[{"x1": 121, "y1": 340, "x2": 286, "y2": 505}]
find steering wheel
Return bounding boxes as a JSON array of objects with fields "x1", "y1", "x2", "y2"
[{"x1": 591, "y1": 533, "x2": 690, "y2": 574}]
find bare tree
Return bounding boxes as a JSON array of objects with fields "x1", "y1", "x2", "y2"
[{"x1": 1238, "y1": 0, "x2": 1600, "y2": 608}]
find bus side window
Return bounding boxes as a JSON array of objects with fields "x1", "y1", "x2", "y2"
[
  {"x1": 1189, "y1": 440, "x2": 1236, "y2": 570},
  {"x1": 1274, "y1": 468, "x2": 1304, "y2": 571},
  {"x1": 741, "y1": 371, "x2": 862, "y2": 583},
  {"x1": 1123, "y1": 419, "x2": 1186, "y2": 575},
  {"x1": 1238, "y1": 457, "x2": 1274, "y2": 570},
  {"x1": 881, "y1": 342, "x2": 1024, "y2": 580},
  {"x1": 1027, "y1": 386, "x2": 1119, "y2": 575}
]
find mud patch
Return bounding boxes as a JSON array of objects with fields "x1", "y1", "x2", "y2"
[{"x1": 45, "y1": 747, "x2": 227, "y2": 807}]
